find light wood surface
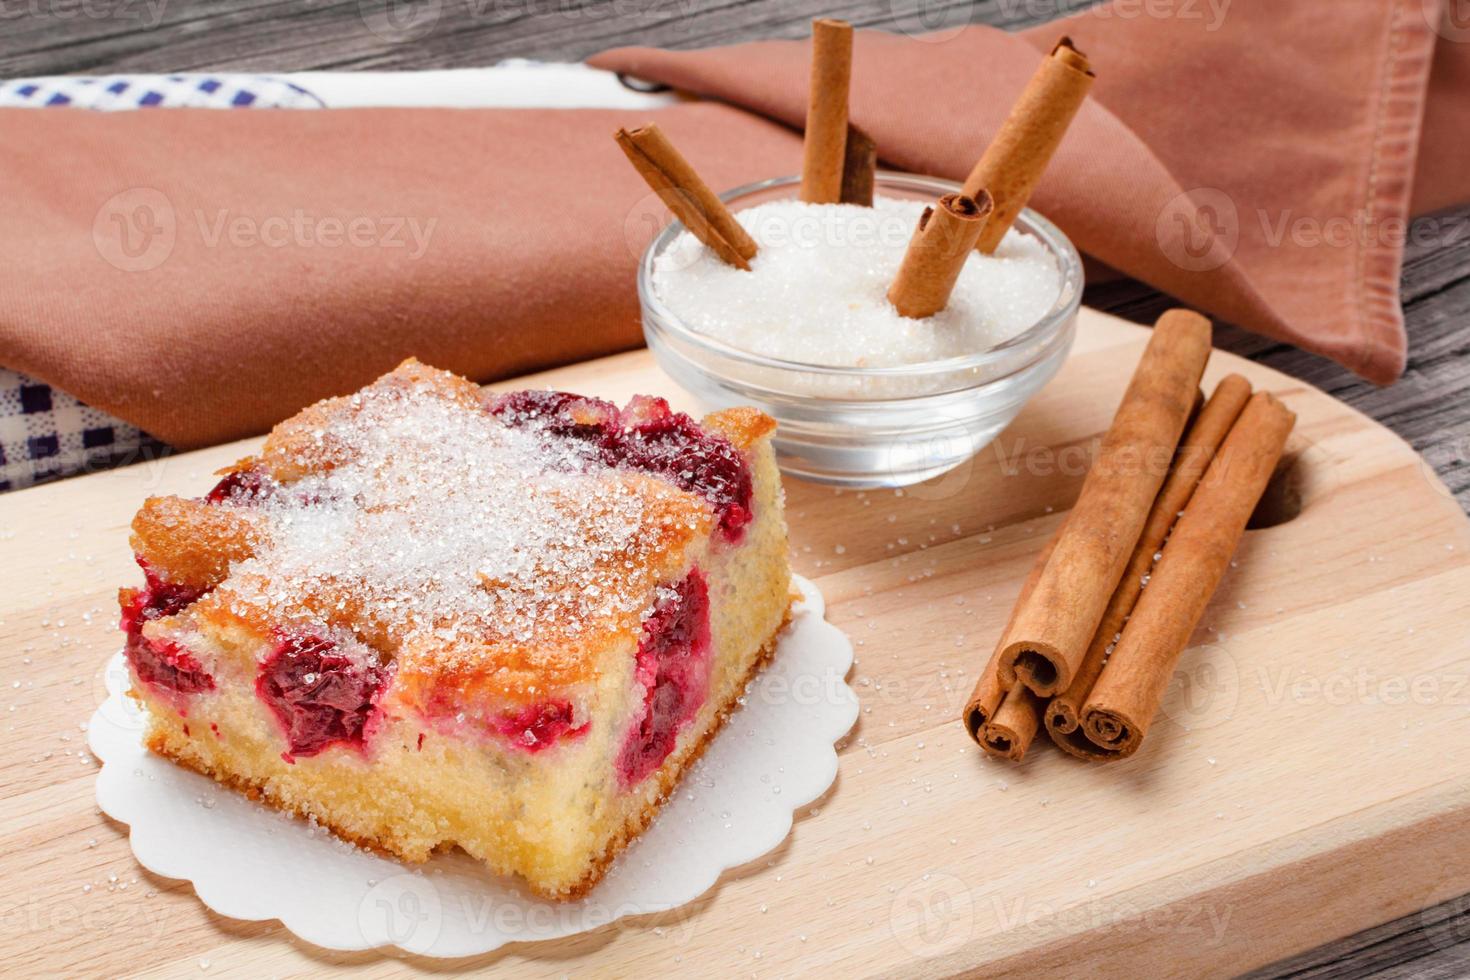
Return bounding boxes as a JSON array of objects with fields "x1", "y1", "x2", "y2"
[{"x1": 3, "y1": 308, "x2": 1468, "y2": 978}]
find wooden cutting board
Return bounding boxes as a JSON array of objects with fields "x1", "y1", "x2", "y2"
[{"x1": 4, "y1": 308, "x2": 1468, "y2": 978}]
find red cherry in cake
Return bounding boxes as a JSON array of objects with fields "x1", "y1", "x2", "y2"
[
  {"x1": 124, "y1": 634, "x2": 215, "y2": 701},
  {"x1": 119, "y1": 562, "x2": 206, "y2": 634},
  {"x1": 412, "y1": 684, "x2": 587, "y2": 754},
  {"x1": 491, "y1": 700, "x2": 587, "y2": 752},
  {"x1": 490, "y1": 390, "x2": 755, "y2": 540},
  {"x1": 205, "y1": 467, "x2": 275, "y2": 505},
  {"x1": 256, "y1": 632, "x2": 392, "y2": 762},
  {"x1": 120, "y1": 561, "x2": 215, "y2": 704},
  {"x1": 487, "y1": 390, "x2": 620, "y2": 449},
  {"x1": 616, "y1": 570, "x2": 713, "y2": 788},
  {"x1": 610, "y1": 396, "x2": 754, "y2": 540}
]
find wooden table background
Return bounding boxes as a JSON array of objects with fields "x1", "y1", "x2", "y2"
[{"x1": 3, "y1": 1, "x2": 1468, "y2": 976}]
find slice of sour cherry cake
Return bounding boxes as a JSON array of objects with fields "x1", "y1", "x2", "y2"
[{"x1": 118, "y1": 359, "x2": 791, "y2": 899}]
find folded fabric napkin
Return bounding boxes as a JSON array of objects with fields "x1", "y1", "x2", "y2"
[
  {"x1": 1, "y1": 0, "x2": 1464, "y2": 460},
  {"x1": 0, "y1": 66, "x2": 670, "y2": 489}
]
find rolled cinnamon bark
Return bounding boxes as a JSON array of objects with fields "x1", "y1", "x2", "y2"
[
  {"x1": 998, "y1": 310, "x2": 1212, "y2": 697},
  {"x1": 1078, "y1": 391, "x2": 1296, "y2": 758},
  {"x1": 963, "y1": 37, "x2": 1094, "y2": 253},
  {"x1": 614, "y1": 123, "x2": 757, "y2": 271},
  {"x1": 982, "y1": 686, "x2": 1045, "y2": 762},
  {"x1": 800, "y1": 18, "x2": 854, "y2": 204},
  {"x1": 839, "y1": 123, "x2": 877, "y2": 207},
  {"x1": 887, "y1": 192, "x2": 993, "y2": 319},
  {"x1": 963, "y1": 522, "x2": 1063, "y2": 756},
  {"x1": 1046, "y1": 374, "x2": 1253, "y2": 760}
]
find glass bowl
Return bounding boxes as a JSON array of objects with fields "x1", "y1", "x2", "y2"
[{"x1": 637, "y1": 172, "x2": 1083, "y2": 488}]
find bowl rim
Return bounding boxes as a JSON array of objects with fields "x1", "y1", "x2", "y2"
[{"x1": 636, "y1": 171, "x2": 1084, "y2": 380}]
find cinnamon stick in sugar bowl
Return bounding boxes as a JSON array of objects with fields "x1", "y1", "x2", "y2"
[
  {"x1": 614, "y1": 123, "x2": 758, "y2": 271},
  {"x1": 622, "y1": 28, "x2": 1091, "y2": 488},
  {"x1": 964, "y1": 37, "x2": 1095, "y2": 253},
  {"x1": 887, "y1": 191, "x2": 994, "y2": 319},
  {"x1": 962, "y1": 310, "x2": 1297, "y2": 763},
  {"x1": 800, "y1": 17, "x2": 854, "y2": 204}
]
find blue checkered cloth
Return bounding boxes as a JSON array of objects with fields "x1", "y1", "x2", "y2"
[{"x1": 0, "y1": 73, "x2": 324, "y2": 492}]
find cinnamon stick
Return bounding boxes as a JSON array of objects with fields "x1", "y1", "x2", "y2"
[
  {"x1": 1078, "y1": 391, "x2": 1296, "y2": 758},
  {"x1": 839, "y1": 123, "x2": 877, "y2": 207},
  {"x1": 614, "y1": 123, "x2": 757, "y2": 271},
  {"x1": 963, "y1": 37, "x2": 1094, "y2": 253},
  {"x1": 963, "y1": 522, "x2": 1063, "y2": 760},
  {"x1": 982, "y1": 686, "x2": 1045, "y2": 762},
  {"x1": 1046, "y1": 374, "x2": 1252, "y2": 760},
  {"x1": 997, "y1": 310, "x2": 1212, "y2": 697},
  {"x1": 887, "y1": 192, "x2": 993, "y2": 319},
  {"x1": 801, "y1": 18, "x2": 854, "y2": 204}
]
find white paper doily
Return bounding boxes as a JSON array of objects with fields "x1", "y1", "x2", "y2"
[{"x1": 89, "y1": 575, "x2": 855, "y2": 956}]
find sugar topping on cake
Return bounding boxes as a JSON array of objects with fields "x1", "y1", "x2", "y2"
[{"x1": 195, "y1": 360, "x2": 716, "y2": 705}]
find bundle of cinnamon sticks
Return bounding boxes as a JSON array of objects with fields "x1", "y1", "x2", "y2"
[
  {"x1": 614, "y1": 20, "x2": 1094, "y2": 326},
  {"x1": 963, "y1": 310, "x2": 1296, "y2": 762}
]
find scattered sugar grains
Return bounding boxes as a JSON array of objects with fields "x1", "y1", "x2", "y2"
[
  {"x1": 652, "y1": 197, "x2": 1062, "y2": 368},
  {"x1": 224, "y1": 374, "x2": 704, "y2": 689}
]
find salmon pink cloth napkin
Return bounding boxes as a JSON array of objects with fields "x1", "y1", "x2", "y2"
[{"x1": 2, "y1": 0, "x2": 1466, "y2": 450}]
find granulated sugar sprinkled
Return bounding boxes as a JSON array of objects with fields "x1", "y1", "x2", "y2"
[
  {"x1": 224, "y1": 368, "x2": 710, "y2": 694},
  {"x1": 653, "y1": 197, "x2": 1061, "y2": 368}
]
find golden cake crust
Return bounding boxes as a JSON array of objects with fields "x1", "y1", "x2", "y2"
[
  {"x1": 153, "y1": 359, "x2": 734, "y2": 705},
  {"x1": 703, "y1": 405, "x2": 778, "y2": 449},
  {"x1": 130, "y1": 495, "x2": 265, "y2": 590}
]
